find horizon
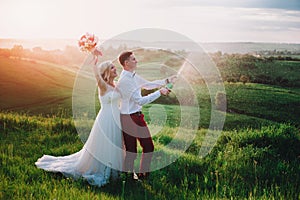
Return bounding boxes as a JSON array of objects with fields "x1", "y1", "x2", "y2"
[
  {"x1": 1, "y1": 38, "x2": 300, "y2": 54},
  {"x1": 2, "y1": 37, "x2": 300, "y2": 44}
]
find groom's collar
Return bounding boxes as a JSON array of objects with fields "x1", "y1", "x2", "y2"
[{"x1": 121, "y1": 70, "x2": 136, "y2": 78}]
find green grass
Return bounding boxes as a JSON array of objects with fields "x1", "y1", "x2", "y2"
[
  {"x1": 0, "y1": 112, "x2": 299, "y2": 199},
  {"x1": 252, "y1": 60, "x2": 300, "y2": 85},
  {"x1": 224, "y1": 83, "x2": 300, "y2": 127},
  {"x1": 1, "y1": 56, "x2": 299, "y2": 128},
  {"x1": 144, "y1": 81, "x2": 300, "y2": 133},
  {"x1": 0, "y1": 56, "x2": 76, "y2": 115},
  {"x1": 1, "y1": 53, "x2": 300, "y2": 199},
  {"x1": 215, "y1": 55, "x2": 300, "y2": 87}
]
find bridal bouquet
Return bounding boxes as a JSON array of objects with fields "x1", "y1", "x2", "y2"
[{"x1": 78, "y1": 33, "x2": 102, "y2": 56}]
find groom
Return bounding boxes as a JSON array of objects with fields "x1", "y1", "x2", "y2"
[{"x1": 117, "y1": 51, "x2": 175, "y2": 180}]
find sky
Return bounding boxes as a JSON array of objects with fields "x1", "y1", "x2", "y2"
[{"x1": 0, "y1": 0, "x2": 300, "y2": 43}]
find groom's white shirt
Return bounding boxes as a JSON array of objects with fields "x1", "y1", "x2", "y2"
[{"x1": 117, "y1": 70, "x2": 166, "y2": 114}]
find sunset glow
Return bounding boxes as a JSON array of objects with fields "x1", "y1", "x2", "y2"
[{"x1": 0, "y1": 0, "x2": 299, "y2": 43}]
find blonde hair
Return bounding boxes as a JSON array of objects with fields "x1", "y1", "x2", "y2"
[{"x1": 97, "y1": 60, "x2": 113, "y2": 83}]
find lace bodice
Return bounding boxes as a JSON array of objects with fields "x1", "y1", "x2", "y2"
[{"x1": 99, "y1": 88, "x2": 121, "y2": 106}]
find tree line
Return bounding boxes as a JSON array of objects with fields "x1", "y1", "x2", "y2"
[
  {"x1": 1, "y1": 45, "x2": 299, "y2": 87},
  {"x1": 0, "y1": 44, "x2": 130, "y2": 66}
]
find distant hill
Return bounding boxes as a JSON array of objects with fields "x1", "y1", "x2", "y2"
[
  {"x1": 201, "y1": 42, "x2": 300, "y2": 54},
  {"x1": 0, "y1": 38, "x2": 77, "y2": 51},
  {"x1": 1, "y1": 38, "x2": 300, "y2": 54},
  {"x1": 0, "y1": 56, "x2": 76, "y2": 115}
]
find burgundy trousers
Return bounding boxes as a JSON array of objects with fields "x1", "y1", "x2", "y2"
[{"x1": 120, "y1": 112, "x2": 154, "y2": 173}]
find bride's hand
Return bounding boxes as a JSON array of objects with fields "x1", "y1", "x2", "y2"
[
  {"x1": 92, "y1": 48, "x2": 102, "y2": 65},
  {"x1": 93, "y1": 47, "x2": 102, "y2": 57}
]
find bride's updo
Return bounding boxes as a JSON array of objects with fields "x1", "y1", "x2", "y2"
[{"x1": 97, "y1": 61, "x2": 113, "y2": 82}]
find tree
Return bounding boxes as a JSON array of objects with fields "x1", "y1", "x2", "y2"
[
  {"x1": 0, "y1": 49, "x2": 11, "y2": 58},
  {"x1": 240, "y1": 75, "x2": 250, "y2": 84},
  {"x1": 32, "y1": 46, "x2": 43, "y2": 53},
  {"x1": 215, "y1": 91, "x2": 227, "y2": 111},
  {"x1": 11, "y1": 45, "x2": 24, "y2": 59}
]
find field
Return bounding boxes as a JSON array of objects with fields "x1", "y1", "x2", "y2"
[
  {"x1": 0, "y1": 57, "x2": 76, "y2": 115},
  {"x1": 0, "y1": 54, "x2": 300, "y2": 199}
]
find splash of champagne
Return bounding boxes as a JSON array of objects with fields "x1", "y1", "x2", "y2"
[{"x1": 166, "y1": 62, "x2": 185, "y2": 90}]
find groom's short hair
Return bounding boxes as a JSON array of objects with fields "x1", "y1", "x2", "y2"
[{"x1": 119, "y1": 51, "x2": 133, "y2": 67}]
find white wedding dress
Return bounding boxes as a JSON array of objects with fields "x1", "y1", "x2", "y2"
[{"x1": 35, "y1": 89, "x2": 124, "y2": 187}]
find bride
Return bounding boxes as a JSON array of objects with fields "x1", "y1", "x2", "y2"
[{"x1": 35, "y1": 58, "x2": 124, "y2": 187}]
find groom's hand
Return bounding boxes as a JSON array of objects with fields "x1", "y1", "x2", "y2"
[{"x1": 160, "y1": 88, "x2": 170, "y2": 96}]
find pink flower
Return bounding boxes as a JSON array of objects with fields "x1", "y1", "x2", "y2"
[{"x1": 78, "y1": 33, "x2": 101, "y2": 54}]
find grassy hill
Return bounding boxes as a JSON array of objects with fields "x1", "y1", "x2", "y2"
[
  {"x1": 0, "y1": 56, "x2": 76, "y2": 115},
  {"x1": 1, "y1": 55, "x2": 299, "y2": 129},
  {"x1": 0, "y1": 54, "x2": 300, "y2": 199},
  {"x1": 0, "y1": 112, "x2": 299, "y2": 199}
]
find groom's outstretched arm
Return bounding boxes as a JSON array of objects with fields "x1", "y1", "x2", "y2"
[
  {"x1": 135, "y1": 74, "x2": 167, "y2": 90},
  {"x1": 119, "y1": 78, "x2": 161, "y2": 107}
]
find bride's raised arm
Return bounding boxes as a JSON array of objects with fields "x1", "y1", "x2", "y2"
[
  {"x1": 78, "y1": 33, "x2": 107, "y2": 96},
  {"x1": 92, "y1": 57, "x2": 107, "y2": 96}
]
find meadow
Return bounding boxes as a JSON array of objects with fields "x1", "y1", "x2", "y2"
[{"x1": 0, "y1": 52, "x2": 300, "y2": 199}]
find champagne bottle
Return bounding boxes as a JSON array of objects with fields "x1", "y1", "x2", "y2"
[{"x1": 166, "y1": 83, "x2": 173, "y2": 90}]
